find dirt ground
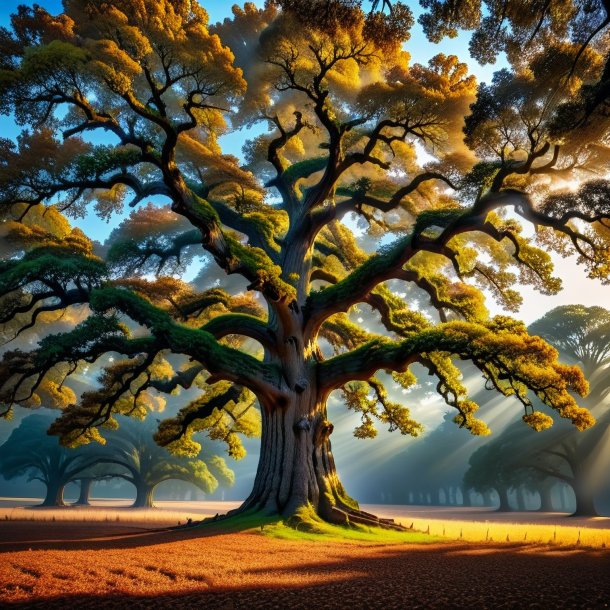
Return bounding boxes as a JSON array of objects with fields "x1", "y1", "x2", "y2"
[{"x1": 1, "y1": 520, "x2": 609, "y2": 609}]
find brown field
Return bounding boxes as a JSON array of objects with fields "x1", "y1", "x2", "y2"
[{"x1": 1, "y1": 501, "x2": 610, "y2": 609}]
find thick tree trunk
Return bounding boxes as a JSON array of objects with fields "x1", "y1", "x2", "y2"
[
  {"x1": 41, "y1": 478, "x2": 65, "y2": 507},
  {"x1": 496, "y1": 486, "x2": 510, "y2": 512},
  {"x1": 571, "y1": 481, "x2": 598, "y2": 517},
  {"x1": 132, "y1": 482, "x2": 155, "y2": 508},
  {"x1": 538, "y1": 480, "x2": 555, "y2": 512},
  {"x1": 238, "y1": 393, "x2": 399, "y2": 528},
  {"x1": 74, "y1": 478, "x2": 93, "y2": 506}
]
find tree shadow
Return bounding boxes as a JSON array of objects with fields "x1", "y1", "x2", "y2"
[{"x1": 3, "y1": 535, "x2": 610, "y2": 608}]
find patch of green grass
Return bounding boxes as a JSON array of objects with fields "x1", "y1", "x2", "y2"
[
  {"x1": 192, "y1": 508, "x2": 275, "y2": 533},
  {"x1": 264, "y1": 520, "x2": 443, "y2": 544},
  {"x1": 198, "y1": 505, "x2": 443, "y2": 545}
]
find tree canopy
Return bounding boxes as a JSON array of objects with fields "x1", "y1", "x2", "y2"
[{"x1": 0, "y1": 0, "x2": 609, "y2": 524}]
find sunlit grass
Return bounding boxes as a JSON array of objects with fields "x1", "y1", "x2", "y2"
[
  {"x1": 396, "y1": 516, "x2": 610, "y2": 549},
  {"x1": 2, "y1": 500, "x2": 609, "y2": 549},
  {"x1": 197, "y1": 506, "x2": 443, "y2": 544},
  {"x1": 1, "y1": 507, "x2": 209, "y2": 525}
]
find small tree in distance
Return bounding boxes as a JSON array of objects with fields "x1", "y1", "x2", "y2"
[
  {"x1": 0, "y1": 0, "x2": 609, "y2": 526},
  {"x1": 0, "y1": 413, "x2": 235, "y2": 507},
  {"x1": 0, "y1": 413, "x2": 106, "y2": 506},
  {"x1": 100, "y1": 416, "x2": 235, "y2": 508}
]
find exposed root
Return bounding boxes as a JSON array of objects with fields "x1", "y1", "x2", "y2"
[{"x1": 290, "y1": 503, "x2": 410, "y2": 533}]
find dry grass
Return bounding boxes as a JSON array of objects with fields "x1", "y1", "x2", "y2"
[
  {"x1": 2, "y1": 500, "x2": 609, "y2": 548},
  {"x1": 1, "y1": 520, "x2": 609, "y2": 609},
  {"x1": 0, "y1": 499, "x2": 241, "y2": 526},
  {"x1": 394, "y1": 516, "x2": 610, "y2": 548}
]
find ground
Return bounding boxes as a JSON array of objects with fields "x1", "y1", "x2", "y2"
[{"x1": 1, "y1": 501, "x2": 609, "y2": 608}]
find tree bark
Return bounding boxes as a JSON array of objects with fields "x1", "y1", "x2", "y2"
[
  {"x1": 41, "y1": 478, "x2": 65, "y2": 507},
  {"x1": 132, "y1": 482, "x2": 155, "y2": 508},
  {"x1": 538, "y1": 480, "x2": 555, "y2": 512},
  {"x1": 74, "y1": 478, "x2": 93, "y2": 506},
  {"x1": 496, "y1": 486, "x2": 511, "y2": 512},
  {"x1": 237, "y1": 392, "x2": 399, "y2": 528},
  {"x1": 571, "y1": 481, "x2": 598, "y2": 517}
]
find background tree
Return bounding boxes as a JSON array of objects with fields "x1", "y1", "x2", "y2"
[
  {"x1": 527, "y1": 305, "x2": 610, "y2": 515},
  {"x1": 0, "y1": 412, "x2": 106, "y2": 506},
  {"x1": 98, "y1": 416, "x2": 235, "y2": 508},
  {"x1": 0, "y1": 0, "x2": 609, "y2": 526}
]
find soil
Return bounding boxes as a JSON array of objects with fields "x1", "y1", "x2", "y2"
[{"x1": 1, "y1": 520, "x2": 609, "y2": 609}]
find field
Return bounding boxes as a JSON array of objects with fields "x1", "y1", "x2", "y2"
[{"x1": 1, "y1": 499, "x2": 610, "y2": 608}]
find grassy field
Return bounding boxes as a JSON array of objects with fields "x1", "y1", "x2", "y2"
[
  {"x1": 393, "y1": 515, "x2": 610, "y2": 548},
  {"x1": 2, "y1": 498, "x2": 609, "y2": 548},
  {"x1": 1, "y1": 517, "x2": 609, "y2": 608}
]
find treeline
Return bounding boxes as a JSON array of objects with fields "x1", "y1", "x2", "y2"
[{"x1": 0, "y1": 413, "x2": 234, "y2": 507}]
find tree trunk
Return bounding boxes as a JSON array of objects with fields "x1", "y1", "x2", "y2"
[
  {"x1": 571, "y1": 481, "x2": 598, "y2": 517},
  {"x1": 516, "y1": 486, "x2": 526, "y2": 511},
  {"x1": 433, "y1": 488, "x2": 441, "y2": 505},
  {"x1": 483, "y1": 490, "x2": 493, "y2": 506},
  {"x1": 74, "y1": 478, "x2": 93, "y2": 506},
  {"x1": 41, "y1": 478, "x2": 65, "y2": 507},
  {"x1": 538, "y1": 480, "x2": 555, "y2": 512},
  {"x1": 496, "y1": 486, "x2": 510, "y2": 512},
  {"x1": 560, "y1": 484, "x2": 570, "y2": 512},
  {"x1": 238, "y1": 393, "x2": 398, "y2": 528},
  {"x1": 462, "y1": 487, "x2": 472, "y2": 507},
  {"x1": 132, "y1": 482, "x2": 155, "y2": 508}
]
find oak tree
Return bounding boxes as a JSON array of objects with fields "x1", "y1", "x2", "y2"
[
  {"x1": 1, "y1": 0, "x2": 609, "y2": 526},
  {"x1": 0, "y1": 412, "x2": 108, "y2": 506}
]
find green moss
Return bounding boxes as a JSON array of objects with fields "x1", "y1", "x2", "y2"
[
  {"x1": 191, "y1": 194, "x2": 221, "y2": 225},
  {"x1": 74, "y1": 146, "x2": 142, "y2": 180},
  {"x1": 195, "y1": 506, "x2": 443, "y2": 544},
  {"x1": 413, "y1": 209, "x2": 464, "y2": 236},
  {"x1": 282, "y1": 156, "x2": 327, "y2": 185},
  {"x1": 225, "y1": 235, "x2": 296, "y2": 301}
]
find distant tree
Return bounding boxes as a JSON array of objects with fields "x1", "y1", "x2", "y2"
[
  {"x1": 465, "y1": 418, "x2": 610, "y2": 517},
  {"x1": 528, "y1": 305, "x2": 610, "y2": 516},
  {"x1": 73, "y1": 477, "x2": 94, "y2": 506},
  {"x1": 99, "y1": 417, "x2": 235, "y2": 508},
  {"x1": 0, "y1": 413, "x2": 105, "y2": 506},
  {"x1": 0, "y1": 412, "x2": 235, "y2": 508},
  {"x1": 1, "y1": 0, "x2": 609, "y2": 527},
  {"x1": 463, "y1": 437, "x2": 520, "y2": 511},
  {"x1": 530, "y1": 305, "x2": 610, "y2": 403}
]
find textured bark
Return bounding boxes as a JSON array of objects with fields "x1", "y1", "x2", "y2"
[
  {"x1": 236, "y1": 391, "x2": 400, "y2": 528},
  {"x1": 74, "y1": 478, "x2": 93, "y2": 506},
  {"x1": 41, "y1": 478, "x2": 65, "y2": 507},
  {"x1": 133, "y1": 482, "x2": 155, "y2": 508}
]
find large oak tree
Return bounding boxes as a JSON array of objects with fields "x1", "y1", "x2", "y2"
[{"x1": 1, "y1": 0, "x2": 609, "y2": 526}]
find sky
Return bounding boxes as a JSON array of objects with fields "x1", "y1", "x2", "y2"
[{"x1": 0, "y1": 0, "x2": 609, "y2": 324}]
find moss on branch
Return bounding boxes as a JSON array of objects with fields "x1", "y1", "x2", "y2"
[
  {"x1": 319, "y1": 318, "x2": 594, "y2": 434},
  {"x1": 89, "y1": 286, "x2": 276, "y2": 385}
]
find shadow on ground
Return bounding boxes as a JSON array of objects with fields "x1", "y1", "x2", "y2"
[{"x1": 2, "y1": 520, "x2": 609, "y2": 609}]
